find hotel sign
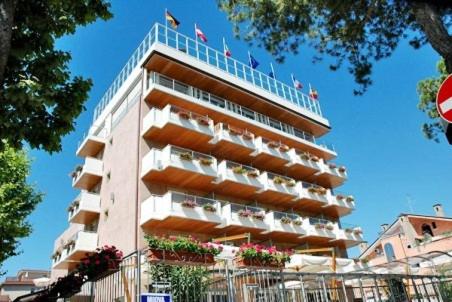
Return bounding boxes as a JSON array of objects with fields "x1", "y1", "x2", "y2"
[
  {"x1": 437, "y1": 74, "x2": 452, "y2": 123},
  {"x1": 141, "y1": 293, "x2": 172, "y2": 302}
]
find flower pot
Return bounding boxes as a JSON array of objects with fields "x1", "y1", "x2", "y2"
[
  {"x1": 202, "y1": 204, "x2": 216, "y2": 213},
  {"x1": 300, "y1": 153, "x2": 310, "y2": 161},
  {"x1": 234, "y1": 257, "x2": 284, "y2": 270},
  {"x1": 346, "y1": 196, "x2": 354, "y2": 202},
  {"x1": 279, "y1": 144, "x2": 289, "y2": 152},
  {"x1": 228, "y1": 126, "x2": 243, "y2": 136},
  {"x1": 147, "y1": 249, "x2": 215, "y2": 266},
  {"x1": 252, "y1": 213, "x2": 265, "y2": 221},
  {"x1": 199, "y1": 158, "x2": 213, "y2": 166},
  {"x1": 285, "y1": 181, "x2": 296, "y2": 187},
  {"x1": 242, "y1": 132, "x2": 253, "y2": 140},
  {"x1": 196, "y1": 116, "x2": 210, "y2": 126},
  {"x1": 310, "y1": 155, "x2": 320, "y2": 162},
  {"x1": 178, "y1": 111, "x2": 191, "y2": 120},
  {"x1": 179, "y1": 152, "x2": 193, "y2": 161},
  {"x1": 336, "y1": 195, "x2": 345, "y2": 201},
  {"x1": 338, "y1": 166, "x2": 346, "y2": 173},
  {"x1": 181, "y1": 200, "x2": 198, "y2": 208},
  {"x1": 246, "y1": 170, "x2": 259, "y2": 178},
  {"x1": 307, "y1": 187, "x2": 318, "y2": 194},
  {"x1": 232, "y1": 166, "x2": 246, "y2": 174},
  {"x1": 280, "y1": 217, "x2": 292, "y2": 224},
  {"x1": 293, "y1": 220, "x2": 303, "y2": 226},
  {"x1": 267, "y1": 141, "x2": 279, "y2": 148}
]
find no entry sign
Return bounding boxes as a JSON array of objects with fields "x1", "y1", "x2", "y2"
[{"x1": 437, "y1": 74, "x2": 452, "y2": 123}]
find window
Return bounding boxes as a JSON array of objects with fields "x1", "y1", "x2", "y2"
[
  {"x1": 432, "y1": 222, "x2": 437, "y2": 229},
  {"x1": 421, "y1": 223, "x2": 434, "y2": 237},
  {"x1": 384, "y1": 243, "x2": 396, "y2": 262}
]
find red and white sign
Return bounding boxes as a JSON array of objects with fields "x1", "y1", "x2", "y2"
[{"x1": 437, "y1": 74, "x2": 452, "y2": 123}]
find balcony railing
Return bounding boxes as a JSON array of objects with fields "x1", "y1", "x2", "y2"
[
  {"x1": 93, "y1": 23, "x2": 324, "y2": 122},
  {"x1": 147, "y1": 72, "x2": 335, "y2": 153}
]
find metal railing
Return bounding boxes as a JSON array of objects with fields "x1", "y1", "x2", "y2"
[
  {"x1": 170, "y1": 191, "x2": 218, "y2": 207},
  {"x1": 93, "y1": 23, "x2": 324, "y2": 123},
  {"x1": 149, "y1": 72, "x2": 335, "y2": 153}
]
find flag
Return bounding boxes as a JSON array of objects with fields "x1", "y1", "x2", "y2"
[
  {"x1": 309, "y1": 87, "x2": 319, "y2": 100},
  {"x1": 291, "y1": 74, "x2": 303, "y2": 90},
  {"x1": 268, "y1": 71, "x2": 275, "y2": 79},
  {"x1": 248, "y1": 53, "x2": 259, "y2": 69},
  {"x1": 195, "y1": 24, "x2": 208, "y2": 42},
  {"x1": 165, "y1": 10, "x2": 180, "y2": 29}
]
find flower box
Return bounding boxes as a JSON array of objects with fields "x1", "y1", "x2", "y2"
[
  {"x1": 196, "y1": 116, "x2": 210, "y2": 126},
  {"x1": 272, "y1": 176, "x2": 286, "y2": 185},
  {"x1": 280, "y1": 216, "x2": 292, "y2": 224},
  {"x1": 234, "y1": 257, "x2": 285, "y2": 270},
  {"x1": 179, "y1": 152, "x2": 193, "y2": 161},
  {"x1": 267, "y1": 141, "x2": 279, "y2": 149},
  {"x1": 310, "y1": 155, "x2": 320, "y2": 162},
  {"x1": 353, "y1": 228, "x2": 363, "y2": 235},
  {"x1": 199, "y1": 157, "x2": 213, "y2": 166},
  {"x1": 77, "y1": 246, "x2": 123, "y2": 281},
  {"x1": 325, "y1": 224, "x2": 335, "y2": 231},
  {"x1": 285, "y1": 180, "x2": 296, "y2": 187},
  {"x1": 252, "y1": 212, "x2": 265, "y2": 220},
  {"x1": 181, "y1": 199, "x2": 198, "y2": 208},
  {"x1": 238, "y1": 209, "x2": 253, "y2": 218},
  {"x1": 242, "y1": 132, "x2": 253, "y2": 140},
  {"x1": 315, "y1": 223, "x2": 326, "y2": 230},
  {"x1": 345, "y1": 228, "x2": 353, "y2": 233},
  {"x1": 336, "y1": 194, "x2": 345, "y2": 201},
  {"x1": 300, "y1": 153, "x2": 310, "y2": 161},
  {"x1": 232, "y1": 166, "x2": 247, "y2": 174},
  {"x1": 178, "y1": 110, "x2": 191, "y2": 119},
  {"x1": 346, "y1": 196, "x2": 355, "y2": 202},
  {"x1": 279, "y1": 144, "x2": 289, "y2": 152},
  {"x1": 202, "y1": 204, "x2": 216, "y2": 213},
  {"x1": 338, "y1": 166, "x2": 347, "y2": 173},
  {"x1": 316, "y1": 187, "x2": 327, "y2": 195},
  {"x1": 147, "y1": 249, "x2": 216, "y2": 266},
  {"x1": 293, "y1": 220, "x2": 303, "y2": 226},
  {"x1": 307, "y1": 186, "x2": 318, "y2": 194},
  {"x1": 228, "y1": 126, "x2": 243, "y2": 136},
  {"x1": 246, "y1": 170, "x2": 259, "y2": 178},
  {"x1": 328, "y1": 163, "x2": 337, "y2": 169}
]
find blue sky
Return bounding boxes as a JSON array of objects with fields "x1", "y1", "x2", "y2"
[{"x1": 2, "y1": 0, "x2": 451, "y2": 277}]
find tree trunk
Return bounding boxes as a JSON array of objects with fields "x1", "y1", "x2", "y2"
[
  {"x1": 0, "y1": 0, "x2": 15, "y2": 87},
  {"x1": 410, "y1": 1, "x2": 452, "y2": 73}
]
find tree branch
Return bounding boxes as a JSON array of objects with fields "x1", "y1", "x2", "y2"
[
  {"x1": 410, "y1": 1, "x2": 452, "y2": 73},
  {"x1": 0, "y1": 0, "x2": 16, "y2": 88}
]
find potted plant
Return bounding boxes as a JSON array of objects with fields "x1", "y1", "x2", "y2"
[
  {"x1": 300, "y1": 152, "x2": 310, "y2": 161},
  {"x1": 267, "y1": 141, "x2": 279, "y2": 148},
  {"x1": 336, "y1": 194, "x2": 345, "y2": 201},
  {"x1": 252, "y1": 212, "x2": 265, "y2": 221},
  {"x1": 181, "y1": 199, "x2": 198, "y2": 208},
  {"x1": 196, "y1": 116, "x2": 210, "y2": 126},
  {"x1": 328, "y1": 163, "x2": 337, "y2": 169},
  {"x1": 228, "y1": 126, "x2": 243, "y2": 136},
  {"x1": 315, "y1": 223, "x2": 326, "y2": 230},
  {"x1": 179, "y1": 152, "x2": 193, "y2": 161},
  {"x1": 56, "y1": 273, "x2": 84, "y2": 298},
  {"x1": 279, "y1": 144, "x2": 289, "y2": 152},
  {"x1": 285, "y1": 179, "x2": 296, "y2": 187},
  {"x1": 232, "y1": 166, "x2": 246, "y2": 174},
  {"x1": 199, "y1": 157, "x2": 213, "y2": 166},
  {"x1": 77, "y1": 245, "x2": 123, "y2": 282},
  {"x1": 238, "y1": 209, "x2": 253, "y2": 218},
  {"x1": 307, "y1": 186, "x2": 318, "y2": 194},
  {"x1": 246, "y1": 169, "x2": 259, "y2": 178},
  {"x1": 326, "y1": 223, "x2": 335, "y2": 231},
  {"x1": 345, "y1": 228, "x2": 353, "y2": 233},
  {"x1": 272, "y1": 176, "x2": 286, "y2": 185},
  {"x1": 280, "y1": 216, "x2": 292, "y2": 224},
  {"x1": 234, "y1": 243, "x2": 292, "y2": 269},
  {"x1": 202, "y1": 203, "x2": 216, "y2": 213},
  {"x1": 353, "y1": 228, "x2": 363, "y2": 235},
  {"x1": 338, "y1": 166, "x2": 347, "y2": 173},
  {"x1": 145, "y1": 235, "x2": 222, "y2": 265},
  {"x1": 178, "y1": 110, "x2": 191, "y2": 119},
  {"x1": 242, "y1": 131, "x2": 253, "y2": 140},
  {"x1": 317, "y1": 186, "x2": 327, "y2": 195},
  {"x1": 293, "y1": 219, "x2": 303, "y2": 226},
  {"x1": 346, "y1": 195, "x2": 355, "y2": 202},
  {"x1": 310, "y1": 155, "x2": 320, "y2": 162}
]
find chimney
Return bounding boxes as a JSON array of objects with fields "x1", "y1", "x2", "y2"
[
  {"x1": 433, "y1": 204, "x2": 445, "y2": 217},
  {"x1": 359, "y1": 242, "x2": 368, "y2": 254},
  {"x1": 381, "y1": 224, "x2": 389, "y2": 232}
]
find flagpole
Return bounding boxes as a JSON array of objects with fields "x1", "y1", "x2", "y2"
[
  {"x1": 270, "y1": 63, "x2": 276, "y2": 79},
  {"x1": 164, "y1": 9, "x2": 168, "y2": 45},
  {"x1": 194, "y1": 23, "x2": 199, "y2": 59},
  {"x1": 291, "y1": 73, "x2": 295, "y2": 86},
  {"x1": 247, "y1": 51, "x2": 252, "y2": 67},
  {"x1": 223, "y1": 37, "x2": 226, "y2": 54}
]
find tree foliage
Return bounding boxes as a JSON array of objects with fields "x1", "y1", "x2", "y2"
[
  {"x1": 218, "y1": 0, "x2": 452, "y2": 95},
  {"x1": 0, "y1": 0, "x2": 112, "y2": 153},
  {"x1": 0, "y1": 144, "x2": 43, "y2": 275},
  {"x1": 417, "y1": 60, "x2": 448, "y2": 142}
]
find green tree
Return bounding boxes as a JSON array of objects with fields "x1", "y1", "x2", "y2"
[
  {"x1": 218, "y1": 1, "x2": 452, "y2": 95},
  {"x1": 417, "y1": 60, "x2": 448, "y2": 141},
  {"x1": 0, "y1": 0, "x2": 112, "y2": 153},
  {"x1": 0, "y1": 144, "x2": 43, "y2": 275}
]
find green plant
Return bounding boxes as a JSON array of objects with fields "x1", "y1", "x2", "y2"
[
  {"x1": 76, "y1": 245, "x2": 123, "y2": 280},
  {"x1": 202, "y1": 203, "x2": 216, "y2": 213},
  {"x1": 232, "y1": 166, "x2": 246, "y2": 174},
  {"x1": 246, "y1": 169, "x2": 259, "y2": 178},
  {"x1": 293, "y1": 219, "x2": 303, "y2": 226},
  {"x1": 199, "y1": 157, "x2": 213, "y2": 165},
  {"x1": 179, "y1": 152, "x2": 193, "y2": 161},
  {"x1": 272, "y1": 176, "x2": 285, "y2": 185},
  {"x1": 280, "y1": 216, "x2": 292, "y2": 224},
  {"x1": 252, "y1": 212, "x2": 265, "y2": 220},
  {"x1": 145, "y1": 235, "x2": 222, "y2": 256},
  {"x1": 181, "y1": 199, "x2": 198, "y2": 208}
]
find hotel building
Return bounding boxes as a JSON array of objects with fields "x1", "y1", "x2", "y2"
[{"x1": 50, "y1": 23, "x2": 363, "y2": 278}]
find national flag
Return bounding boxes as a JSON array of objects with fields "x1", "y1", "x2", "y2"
[
  {"x1": 309, "y1": 87, "x2": 319, "y2": 100},
  {"x1": 248, "y1": 54, "x2": 259, "y2": 69},
  {"x1": 268, "y1": 71, "x2": 275, "y2": 79},
  {"x1": 291, "y1": 74, "x2": 303, "y2": 90},
  {"x1": 165, "y1": 10, "x2": 180, "y2": 29},
  {"x1": 195, "y1": 24, "x2": 208, "y2": 42}
]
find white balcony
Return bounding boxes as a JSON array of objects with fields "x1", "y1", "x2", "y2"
[
  {"x1": 140, "y1": 191, "x2": 222, "y2": 232},
  {"x1": 333, "y1": 225, "x2": 364, "y2": 248},
  {"x1": 219, "y1": 203, "x2": 268, "y2": 233},
  {"x1": 301, "y1": 217, "x2": 338, "y2": 243},
  {"x1": 142, "y1": 105, "x2": 214, "y2": 149},
  {"x1": 71, "y1": 157, "x2": 103, "y2": 190},
  {"x1": 286, "y1": 149, "x2": 321, "y2": 179},
  {"x1": 67, "y1": 191, "x2": 101, "y2": 224},
  {"x1": 52, "y1": 231, "x2": 98, "y2": 270},
  {"x1": 265, "y1": 211, "x2": 305, "y2": 236},
  {"x1": 251, "y1": 137, "x2": 291, "y2": 171},
  {"x1": 313, "y1": 160, "x2": 348, "y2": 188},
  {"x1": 256, "y1": 172, "x2": 300, "y2": 204},
  {"x1": 296, "y1": 182, "x2": 330, "y2": 211},
  {"x1": 141, "y1": 145, "x2": 217, "y2": 190},
  {"x1": 76, "y1": 129, "x2": 107, "y2": 158},
  {"x1": 214, "y1": 160, "x2": 263, "y2": 199},
  {"x1": 322, "y1": 193, "x2": 355, "y2": 217},
  {"x1": 209, "y1": 123, "x2": 256, "y2": 162}
]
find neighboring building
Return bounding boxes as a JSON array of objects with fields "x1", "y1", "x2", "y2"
[
  {"x1": 51, "y1": 22, "x2": 363, "y2": 278},
  {"x1": 0, "y1": 269, "x2": 50, "y2": 301},
  {"x1": 359, "y1": 204, "x2": 452, "y2": 275}
]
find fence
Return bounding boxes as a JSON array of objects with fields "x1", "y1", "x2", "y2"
[{"x1": 14, "y1": 249, "x2": 452, "y2": 302}]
